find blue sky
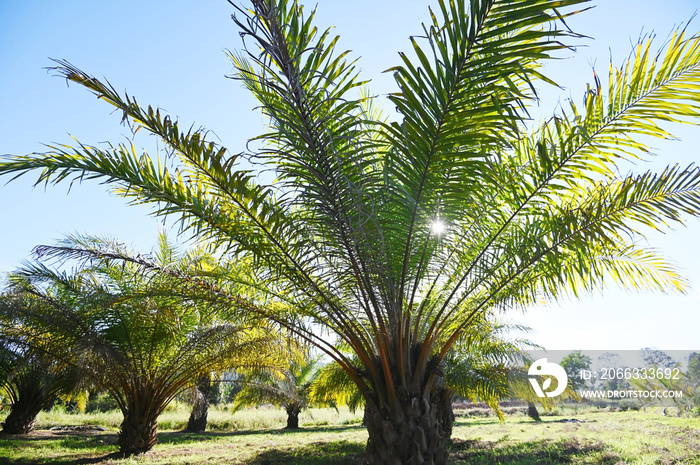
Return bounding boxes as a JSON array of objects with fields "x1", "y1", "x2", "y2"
[{"x1": 1, "y1": 0, "x2": 699, "y2": 351}]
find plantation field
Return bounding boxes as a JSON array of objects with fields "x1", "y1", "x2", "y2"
[{"x1": 0, "y1": 406, "x2": 698, "y2": 464}]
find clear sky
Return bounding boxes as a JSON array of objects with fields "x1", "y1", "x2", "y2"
[{"x1": 1, "y1": 0, "x2": 699, "y2": 351}]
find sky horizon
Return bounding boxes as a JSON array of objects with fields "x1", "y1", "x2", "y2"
[{"x1": 1, "y1": 0, "x2": 699, "y2": 352}]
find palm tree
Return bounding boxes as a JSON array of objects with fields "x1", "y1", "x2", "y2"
[
  {"x1": 309, "y1": 351, "x2": 366, "y2": 415},
  {"x1": 183, "y1": 255, "x2": 288, "y2": 434},
  {"x1": 629, "y1": 361, "x2": 695, "y2": 415},
  {"x1": 0, "y1": 326, "x2": 81, "y2": 434},
  {"x1": 0, "y1": 234, "x2": 284, "y2": 456},
  {"x1": 232, "y1": 355, "x2": 329, "y2": 429},
  {"x1": 4, "y1": 1, "x2": 700, "y2": 462}
]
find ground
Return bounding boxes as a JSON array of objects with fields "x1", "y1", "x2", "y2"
[{"x1": 0, "y1": 406, "x2": 698, "y2": 464}]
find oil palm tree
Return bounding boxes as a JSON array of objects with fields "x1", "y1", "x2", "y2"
[
  {"x1": 232, "y1": 355, "x2": 328, "y2": 429},
  {"x1": 0, "y1": 327, "x2": 81, "y2": 434},
  {"x1": 3, "y1": 1, "x2": 700, "y2": 462},
  {"x1": 1, "y1": 234, "x2": 285, "y2": 456}
]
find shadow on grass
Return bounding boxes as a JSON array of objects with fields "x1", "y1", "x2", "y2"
[
  {"x1": 0, "y1": 426, "x2": 623, "y2": 465},
  {"x1": 156, "y1": 424, "x2": 364, "y2": 446},
  {"x1": 244, "y1": 437, "x2": 619, "y2": 465},
  {"x1": 0, "y1": 425, "x2": 366, "y2": 464},
  {"x1": 0, "y1": 432, "x2": 116, "y2": 449},
  {"x1": 453, "y1": 418, "x2": 502, "y2": 426},
  {"x1": 450, "y1": 438, "x2": 620, "y2": 464},
  {"x1": 0, "y1": 433, "x2": 120, "y2": 465},
  {"x1": 454, "y1": 417, "x2": 592, "y2": 427},
  {"x1": 0, "y1": 453, "x2": 125, "y2": 465},
  {"x1": 247, "y1": 440, "x2": 365, "y2": 465}
]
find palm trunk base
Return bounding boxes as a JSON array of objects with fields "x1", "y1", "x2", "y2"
[
  {"x1": 363, "y1": 387, "x2": 454, "y2": 465},
  {"x1": 186, "y1": 387, "x2": 209, "y2": 432},
  {"x1": 186, "y1": 374, "x2": 212, "y2": 432},
  {"x1": 118, "y1": 413, "x2": 158, "y2": 456},
  {"x1": 527, "y1": 401, "x2": 541, "y2": 421},
  {"x1": 1, "y1": 403, "x2": 41, "y2": 435},
  {"x1": 285, "y1": 405, "x2": 301, "y2": 429}
]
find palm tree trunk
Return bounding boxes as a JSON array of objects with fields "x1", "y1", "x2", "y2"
[
  {"x1": 1, "y1": 399, "x2": 44, "y2": 435},
  {"x1": 527, "y1": 401, "x2": 541, "y2": 421},
  {"x1": 362, "y1": 385, "x2": 454, "y2": 465},
  {"x1": 285, "y1": 403, "x2": 302, "y2": 429},
  {"x1": 1, "y1": 386, "x2": 53, "y2": 435},
  {"x1": 117, "y1": 387, "x2": 161, "y2": 457},
  {"x1": 186, "y1": 374, "x2": 212, "y2": 432},
  {"x1": 118, "y1": 410, "x2": 159, "y2": 456}
]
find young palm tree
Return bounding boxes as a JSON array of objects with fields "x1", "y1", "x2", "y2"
[
  {"x1": 0, "y1": 234, "x2": 285, "y2": 456},
  {"x1": 3, "y1": 1, "x2": 700, "y2": 462},
  {"x1": 232, "y1": 355, "x2": 328, "y2": 429}
]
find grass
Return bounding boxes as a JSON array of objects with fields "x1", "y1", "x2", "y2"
[
  {"x1": 0, "y1": 406, "x2": 699, "y2": 464},
  {"x1": 450, "y1": 411, "x2": 700, "y2": 464},
  {"x1": 25, "y1": 403, "x2": 364, "y2": 432}
]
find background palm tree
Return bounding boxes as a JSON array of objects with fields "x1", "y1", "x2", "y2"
[
  {"x1": 0, "y1": 324, "x2": 82, "y2": 434},
  {"x1": 442, "y1": 319, "x2": 536, "y2": 419},
  {"x1": 232, "y1": 355, "x2": 329, "y2": 429},
  {"x1": 185, "y1": 372, "x2": 215, "y2": 433},
  {"x1": 629, "y1": 360, "x2": 696, "y2": 416},
  {"x1": 0, "y1": 234, "x2": 285, "y2": 455},
  {"x1": 3, "y1": 0, "x2": 700, "y2": 463}
]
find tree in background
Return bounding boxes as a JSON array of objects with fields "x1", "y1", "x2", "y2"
[
  {"x1": 441, "y1": 319, "x2": 536, "y2": 420},
  {"x1": 642, "y1": 349, "x2": 677, "y2": 369},
  {"x1": 507, "y1": 363, "x2": 580, "y2": 422},
  {"x1": 4, "y1": 0, "x2": 700, "y2": 462},
  {"x1": 232, "y1": 355, "x2": 329, "y2": 429},
  {"x1": 185, "y1": 372, "x2": 215, "y2": 433},
  {"x1": 596, "y1": 352, "x2": 631, "y2": 392},
  {"x1": 0, "y1": 235, "x2": 285, "y2": 455},
  {"x1": 560, "y1": 350, "x2": 593, "y2": 391},
  {"x1": 687, "y1": 353, "x2": 700, "y2": 387},
  {"x1": 687, "y1": 353, "x2": 700, "y2": 414},
  {"x1": 630, "y1": 358, "x2": 695, "y2": 416},
  {"x1": 310, "y1": 354, "x2": 366, "y2": 415}
]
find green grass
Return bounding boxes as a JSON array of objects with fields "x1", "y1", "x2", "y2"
[
  {"x1": 449, "y1": 411, "x2": 700, "y2": 464},
  {"x1": 0, "y1": 407, "x2": 698, "y2": 464}
]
